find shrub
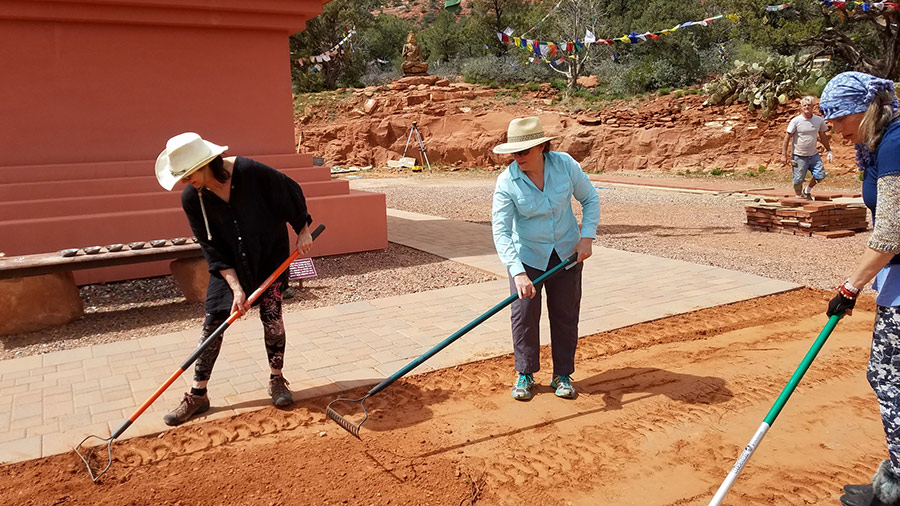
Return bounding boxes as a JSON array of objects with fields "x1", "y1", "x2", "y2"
[
  {"x1": 460, "y1": 55, "x2": 555, "y2": 86},
  {"x1": 710, "y1": 168, "x2": 724, "y2": 176},
  {"x1": 703, "y1": 54, "x2": 829, "y2": 117},
  {"x1": 757, "y1": 165, "x2": 767, "y2": 173},
  {"x1": 360, "y1": 66, "x2": 400, "y2": 87},
  {"x1": 658, "y1": 88, "x2": 671, "y2": 95}
]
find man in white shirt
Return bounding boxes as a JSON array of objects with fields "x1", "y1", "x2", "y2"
[{"x1": 782, "y1": 96, "x2": 833, "y2": 199}]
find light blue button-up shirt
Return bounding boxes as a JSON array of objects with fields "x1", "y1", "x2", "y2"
[{"x1": 492, "y1": 151, "x2": 601, "y2": 276}]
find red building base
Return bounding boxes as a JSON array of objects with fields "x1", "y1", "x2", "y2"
[{"x1": 0, "y1": 0, "x2": 387, "y2": 284}]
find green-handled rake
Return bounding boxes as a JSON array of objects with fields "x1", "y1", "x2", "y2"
[
  {"x1": 75, "y1": 224, "x2": 325, "y2": 482},
  {"x1": 327, "y1": 253, "x2": 579, "y2": 438},
  {"x1": 708, "y1": 313, "x2": 843, "y2": 505}
]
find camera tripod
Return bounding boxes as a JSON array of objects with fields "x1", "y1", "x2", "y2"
[{"x1": 401, "y1": 121, "x2": 432, "y2": 173}]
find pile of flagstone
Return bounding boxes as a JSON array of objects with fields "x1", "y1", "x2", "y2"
[{"x1": 745, "y1": 197, "x2": 869, "y2": 238}]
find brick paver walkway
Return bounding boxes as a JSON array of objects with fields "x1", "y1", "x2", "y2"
[{"x1": 0, "y1": 209, "x2": 799, "y2": 464}]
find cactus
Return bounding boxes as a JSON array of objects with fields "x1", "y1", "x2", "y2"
[{"x1": 703, "y1": 55, "x2": 821, "y2": 116}]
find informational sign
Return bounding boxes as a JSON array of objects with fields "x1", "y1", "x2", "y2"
[{"x1": 288, "y1": 258, "x2": 318, "y2": 280}]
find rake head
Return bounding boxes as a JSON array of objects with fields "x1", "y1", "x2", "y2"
[
  {"x1": 326, "y1": 395, "x2": 370, "y2": 438},
  {"x1": 74, "y1": 434, "x2": 115, "y2": 482}
]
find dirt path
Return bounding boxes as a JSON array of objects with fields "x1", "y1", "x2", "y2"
[{"x1": 0, "y1": 289, "x2": 885, "y2": 505}]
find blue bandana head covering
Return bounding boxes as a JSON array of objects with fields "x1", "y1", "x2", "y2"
[{"x1": 819, "y1": 71, "x2": 899, "y2": 120}]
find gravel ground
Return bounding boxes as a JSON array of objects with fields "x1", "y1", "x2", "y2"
[
  {"x1": 2, "y1": 171, "x2": 870, "y2": 360},
  {"x1": 351, "y1": 172, "x2": 870, "y2": 290}
]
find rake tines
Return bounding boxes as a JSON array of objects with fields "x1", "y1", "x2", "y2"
[
  {"x1": 326, "y1": 395, "x2": 371, "y2": 438},
  {"x1": 74, "y1": 434, "x2": 115, "y2": 482}
]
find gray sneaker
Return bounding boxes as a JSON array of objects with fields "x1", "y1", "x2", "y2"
[
  {"x1": 268, "y1": 376, "x2": 293, "y2": 407},
  {"x1": 550, "y1": 375, "x2": 577, "y2": 399},
  {"x1": 163, "y1": 392, "x2": 210, "y2": 426},
  {"x1": 511, "y1": 373, "x2": 534, "y2": 401}
]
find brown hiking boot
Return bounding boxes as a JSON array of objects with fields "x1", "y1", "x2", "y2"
[
  {"x1": 163, "y1": 392, "x2": 210, "y2": 426},
  {"x1": 268, "y1": 376, "x2": 293, "y2": 407}
]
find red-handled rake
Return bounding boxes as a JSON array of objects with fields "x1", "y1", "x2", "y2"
[
  {"x1": 75, "y1": 223, "x2": 325, "y2": 481},
  {"x1": 326, "y1": 253, "x2": 579, "y2": 438}
]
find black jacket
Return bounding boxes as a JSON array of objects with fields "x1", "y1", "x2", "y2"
[{"x1": 181, "y1": 157, "x2": 312, "y2": 313}]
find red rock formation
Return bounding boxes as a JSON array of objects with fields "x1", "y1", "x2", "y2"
[{"x1": 295, "y1": 82, "x2": 857, "y2": 174}]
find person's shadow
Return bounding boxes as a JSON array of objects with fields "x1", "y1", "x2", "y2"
[{"x1": 577, "y1": 366, "x2": 733, "y2": 409}]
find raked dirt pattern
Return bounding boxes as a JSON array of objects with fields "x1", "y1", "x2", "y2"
[{"x1": 0, "y1": 289, "x2": 887, "y2": 505}]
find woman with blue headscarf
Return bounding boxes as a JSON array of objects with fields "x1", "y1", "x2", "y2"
[{"x1": 821, "y1": 71, "x2": 900, "y2": 506}]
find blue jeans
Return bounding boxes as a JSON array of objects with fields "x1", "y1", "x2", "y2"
[{"x1": 792, "y1": 154, "x2": 826, "y2": 185}]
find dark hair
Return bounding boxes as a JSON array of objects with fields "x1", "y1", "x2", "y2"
[
  {"x1": 208, "y1": 156, "x2": 230, "y2": 183},
  {"x1": 541, "y1": 141, "x2": 551, "y2": 154}
]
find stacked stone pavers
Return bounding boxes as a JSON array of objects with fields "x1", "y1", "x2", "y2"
[{"x1": 745, "y1": 197, "x2": 869, "y2": 238}]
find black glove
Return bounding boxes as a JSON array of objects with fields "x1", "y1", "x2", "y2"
[{"x1": 827, "y1": 292, "x2": 856, "y2": 317}]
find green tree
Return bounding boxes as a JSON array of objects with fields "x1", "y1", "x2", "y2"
[
  {"x1": 290, "y1": 0, "x2": 382, "y2": 90},
  {"x1": 469, "y1": 0, "x2": 532, "y2": 56},
  {"x1": 362, "y1": 14, "x2": 415, "y2": 63},
  {"x1": 523, "y1": 0, "x2": 721, "y2": 91},
  {"x1": 419, "y1": 10, "x2": 468, "y2": 62},
  {"x1": 721, "y1": 0, "x2": 900, "y2": 78}
]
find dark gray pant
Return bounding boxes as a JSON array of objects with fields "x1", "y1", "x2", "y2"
[{"x1": 508, "y1": 251, "x2": 583, "y2": 376}]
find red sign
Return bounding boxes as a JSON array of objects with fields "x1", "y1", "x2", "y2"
[{"x1": 288, "y1": 258, "x2": 318, "y2": 280}]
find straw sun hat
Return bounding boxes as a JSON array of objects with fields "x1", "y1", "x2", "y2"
[
  {"x1": 155, "y1": 132, "x2": 228, "y2": 191},
  {"x1": 492, "y1": 116, "x2": 556, "y2": 154}
]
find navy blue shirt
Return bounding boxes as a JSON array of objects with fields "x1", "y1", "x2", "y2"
[
  {"x1": 863, "y1": 120, "x2": 900, "y2": 214},
  {"x1": 862, "y1": 120, "x2": 900, "y2": 296}
]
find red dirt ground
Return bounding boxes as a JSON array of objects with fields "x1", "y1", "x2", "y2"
[{"x1": 0, "y1": 288, "x2": 889, "y2": 505}]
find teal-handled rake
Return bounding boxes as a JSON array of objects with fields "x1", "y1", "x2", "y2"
[
  {"x1": 708, "y1": 313, "x2": 843, "y2": 505},
  {"x1": 326, "y1": 253, "x2": 579, "y2": 438}
]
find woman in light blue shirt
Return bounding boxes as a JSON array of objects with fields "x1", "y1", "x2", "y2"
[{"x1": 491, "y1": 116, "x2": 600, "y2": 401}]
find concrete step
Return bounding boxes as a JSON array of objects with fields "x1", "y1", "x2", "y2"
[
  {"x1": 1, "y1": 190, "x2": 388, "y2": 285},
  {"x1": 0, "y1": 180, "x2": 349, "y2": 220},
  {"x1": 0, "y1": 166, "x2": 331, "y2": 202},
  {"x1": 0, "y1": 153, "x2": 316, "y2": 184}
]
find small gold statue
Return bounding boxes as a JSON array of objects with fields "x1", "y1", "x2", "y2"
[{"x1": 401, "y1": 31, "x2": 429, "y2": 76}]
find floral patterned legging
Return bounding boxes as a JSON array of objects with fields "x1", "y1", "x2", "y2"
[
  {"x1": 869, "y1": 305, "x2": 900, "y2": 478},
  {"x1": 193, "y1": 282, "x2": 286, "y2": 382}
]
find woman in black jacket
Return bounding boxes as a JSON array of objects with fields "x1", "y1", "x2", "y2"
[{"x1": 155, "y1": 132, "x2": 313, "y2": 426}]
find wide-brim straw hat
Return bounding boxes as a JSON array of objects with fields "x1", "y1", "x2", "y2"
[
  {"x1": 492, "y1": 116, "x2": 556, "y2": 154},
  {"x1": 155, "y1": 132, "x2": 228, "y2": 191}
]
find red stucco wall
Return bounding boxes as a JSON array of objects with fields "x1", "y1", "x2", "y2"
[
  {"x1": 0, "y1": 0, "x2": 328, "y2": 165},
  {"x1": 0, "y1": 0, "x2": 389, "y2": 286}
]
